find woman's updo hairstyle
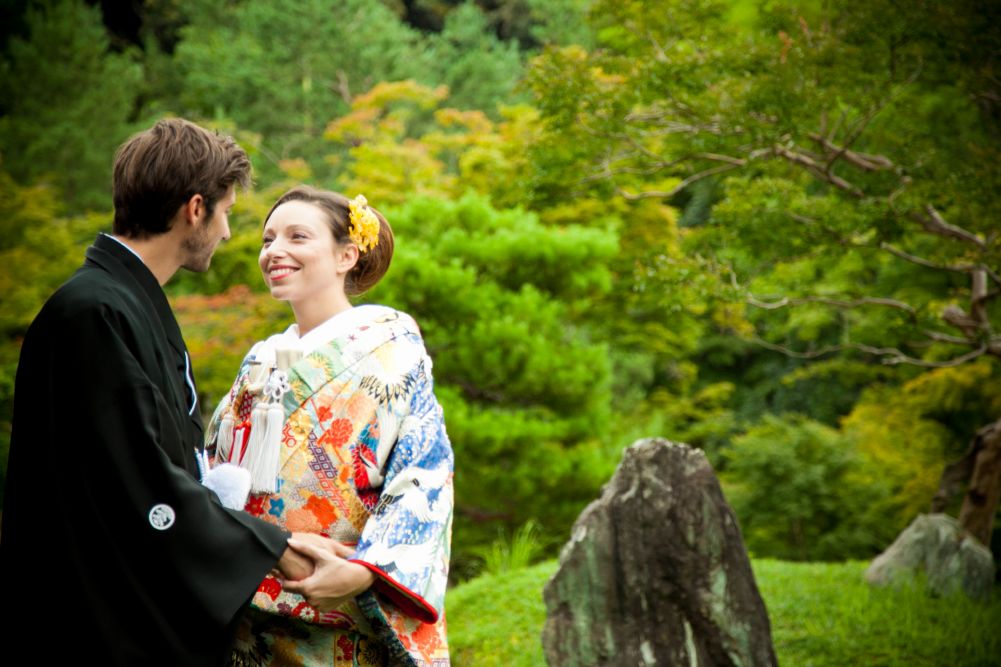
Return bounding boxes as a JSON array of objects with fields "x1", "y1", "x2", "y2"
[{"x1": 264, "y1": 186, "x2": 394, "y2": 296}]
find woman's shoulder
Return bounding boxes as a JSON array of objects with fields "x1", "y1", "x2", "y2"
[{"x1": 355, "y1": 304, "x2": 423, "y2": 339}]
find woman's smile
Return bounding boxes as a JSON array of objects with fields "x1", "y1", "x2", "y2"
[{"x1": 267, "y1": 264, "x2": 299, "y2": 281}]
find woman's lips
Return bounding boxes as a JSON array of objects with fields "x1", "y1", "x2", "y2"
[{"x1": 268, "y1": 266, "x2": 298, "y2": 281}]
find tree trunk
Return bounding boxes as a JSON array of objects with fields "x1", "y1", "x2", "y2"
[{"x1": 957, "y1": 418, "x2": 1001, "y2": 546}]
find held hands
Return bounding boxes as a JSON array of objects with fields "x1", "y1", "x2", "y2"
[
  {"x1": 280, "y1": 537, "x2": 376, "y2": 612},
  {"x1": 275, "y1": 532, "x2": 348, "y2": 581},
  {"x1": 275, "y1": 532, "x2": 316, "y2": 581}
]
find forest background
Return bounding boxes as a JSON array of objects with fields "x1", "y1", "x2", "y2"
[{"x1": 1, "y1": 0, "x2": 999, "y2": 588}]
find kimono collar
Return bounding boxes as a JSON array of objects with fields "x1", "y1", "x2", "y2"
[
  {"x1": 252, "y1": 305, "x2": 399, "y2": 368},
  {"x1": 85, "y1": 233, "x2": 187, "y2": 357}
]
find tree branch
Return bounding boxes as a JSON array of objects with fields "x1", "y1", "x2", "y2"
[
  {"x1": 749, "y1": 337, "x2": 988, "y2": 367},
  {"x1": 773, "y1": 144, "x2": 865, "y2": 197},
  {"x1": 922, "y1": 329, "x2": 976, "y2": 345},
  {"x1": 909, "y1": 205, "x2": 987, "y2": 249},
  {"x1": 878, "y1": 242, "x2": 980, "y2": 274},
  {"x1": 747, "y1": 294, "x2": 917, "y2": 318},
  {"x1": 808, "y1": 133, "x2": 895, "y2": 171}
]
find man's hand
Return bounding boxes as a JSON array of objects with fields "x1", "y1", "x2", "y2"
[
  {"x1": 275, "y1": 532, "x2": 318, "y2": 581},
  {"x1": 281, "y1": 538, "x2": 375, "y2": 611}
]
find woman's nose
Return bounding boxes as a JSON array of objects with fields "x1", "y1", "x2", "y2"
[{"x1": 265, "y1": 237, "x2": 287, "y2": 258}]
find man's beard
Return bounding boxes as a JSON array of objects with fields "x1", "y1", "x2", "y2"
[{"x1": 181, "y1": 223, "x2": 215, "y2": 272}]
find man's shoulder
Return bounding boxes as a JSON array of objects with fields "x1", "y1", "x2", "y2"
[{"x1": 36, "y1": 264, "x2": 141, "y2": 329}]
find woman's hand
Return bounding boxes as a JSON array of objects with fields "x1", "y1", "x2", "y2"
[
  {"x1": 281, "y1": 538, "x2": 376, "y2": 611},
  {"x1": 291, "y1": 532, "x2": 355, "y2": 559}
]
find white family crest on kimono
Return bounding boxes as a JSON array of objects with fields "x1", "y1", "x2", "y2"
[{"x1": 207, "y1": 304, "x2": 453, "y2": 666}]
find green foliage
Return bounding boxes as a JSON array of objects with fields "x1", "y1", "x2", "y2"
[
  {"x1": 472, "y1": 520, "x2": 544, "y2": 576},
  {"x1": 842, "y1": 359, "x2": 1001, "y2": 521},
  {"x1": 0, "y1": 0, "x2": 141, "y2": 210},
  {"x1": 521, "y1": 0, "x2": 596, "y2": 48},
  {"x1": 421, "y1": 4, "x2": 525, "y2": 113},
  {"x1": 447, "y1": 558, "x2": 1001, "y2": 667},
  {"x1": 526, "y1": 0, "x2": 1001, "y2": 367},
  {"x1": 722, "y1": 413, "x2": 889, "y2": 560},
  {"x1": 173, "y1": 0, "x2": 525, "y2": 184},
  {"x1": 524, "y1": 0, "x2": 1001, "y2": 556},
  {"x1": 366, "y1": 194, "x2": 618, "y2": 559}
]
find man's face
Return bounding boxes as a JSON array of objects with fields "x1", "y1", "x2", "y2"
[{"x1": 182, "y1": 185, "x2": 235, "y2": 272}]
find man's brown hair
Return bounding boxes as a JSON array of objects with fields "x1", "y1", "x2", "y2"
[{"x1": 112, "y1": 118, "x2": 252, "y2": 238}]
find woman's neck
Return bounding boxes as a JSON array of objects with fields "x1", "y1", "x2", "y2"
[{"x1": 291, "y1": 293, "x2": 353, "y2": 336}]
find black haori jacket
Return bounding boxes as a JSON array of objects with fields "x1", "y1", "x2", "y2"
[{"x1": 1, "y1": 234, "x2": 289, "y2": 665}]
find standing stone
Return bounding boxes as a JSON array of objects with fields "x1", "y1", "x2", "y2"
[
  {"x1": 542, "y1": 438, "x2": 777, "y2": 667},
  {"x1": 865, "y1": 513, "x2": 995, "y2": 600}
]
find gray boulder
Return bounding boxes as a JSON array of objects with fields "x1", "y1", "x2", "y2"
[
  {"x1": 542, "y1": 438, "x2": 777, "y2": 667},
  {"x1": 865, "y1": 513, "x2": 995, "y2": 600}
]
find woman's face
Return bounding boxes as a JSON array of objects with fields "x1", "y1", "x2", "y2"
[{"x1": 259, "y1": 200, "x2": 351, "y2": 305}]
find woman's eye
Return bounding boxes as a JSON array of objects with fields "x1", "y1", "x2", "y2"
[
  {"x1": 262, "y1": 237, "x2": 273, "y2": 246},
  {"x1": 292, "y1": 232, "x2": 307, "y2": 240}
]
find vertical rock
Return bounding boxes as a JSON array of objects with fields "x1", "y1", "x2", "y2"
[{"x1": 542, "y1": 438, "x2": 777, "y2": 667}]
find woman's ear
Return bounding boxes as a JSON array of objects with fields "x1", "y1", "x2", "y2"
[{"x1": 336, "y1": 242, "x2": 360, "y2": 274}]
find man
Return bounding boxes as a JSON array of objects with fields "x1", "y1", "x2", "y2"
[{"x1": 0, "y1": 119, "x2": 312, "y2": 665}]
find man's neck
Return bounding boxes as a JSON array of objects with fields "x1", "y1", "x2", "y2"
[{"x1": 112, "y1": 234, "x2": 180, "y2": 286}]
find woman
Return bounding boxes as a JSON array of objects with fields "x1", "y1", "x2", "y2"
[{"x1": 206, "y1": 186, "x2": 453, "y2": 666}]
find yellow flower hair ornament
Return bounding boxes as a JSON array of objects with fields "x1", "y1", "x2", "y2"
[{"x1": 348, "y1": 194, "x2": 380, "y2": 253}]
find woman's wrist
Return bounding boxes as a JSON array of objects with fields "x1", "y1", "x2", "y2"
[{"x1": 348, "y1": 561, "x2": 376, "y2": 595}]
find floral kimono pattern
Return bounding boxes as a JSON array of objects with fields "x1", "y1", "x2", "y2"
[{"x1": 207, "y1": 306, "x2": 453, "y2": 667}]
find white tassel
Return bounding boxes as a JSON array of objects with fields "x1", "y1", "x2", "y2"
[
  {"x1": 216, "y1": 412, "x2": 235, "y2": 463},
  {"x1": 237, "y1": 366, "x2": 290, "y2": 494},
  {"x1": 242, "y1": 402, "x2": 276, "y2": 493}
]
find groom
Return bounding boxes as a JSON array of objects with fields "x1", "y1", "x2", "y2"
[{"x1": 0, "y1": 119, "x2": 315, "y2": 665}]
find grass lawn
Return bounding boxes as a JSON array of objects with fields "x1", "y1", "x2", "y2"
[{"x1": 447, "y1": 559, "x2": 1001, "y2": 666}]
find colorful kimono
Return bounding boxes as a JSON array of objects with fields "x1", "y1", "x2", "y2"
[{"x1": 206, "y1": 305, "x2": 453, "y2": 667}]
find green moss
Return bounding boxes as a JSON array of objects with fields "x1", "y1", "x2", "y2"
[
  {"x1": 448, "y1": 561, "x2": 557, "y2": 666},
  {"x1": 448, "y1": 559, "x2": 1001, "y2": 666}
]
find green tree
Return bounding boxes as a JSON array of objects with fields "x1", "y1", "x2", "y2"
[
  {"x1": 0, "y1": 0, "x2": 142, "y2": 210},
  {"x1": 369, "y1": 194, "x2": 619, "y2": 566},
  {"x1": 172, "y1": 0, "x2": 525, "y2": 185},
  {"x1": 525, "y1": 0, "x2": 1001, "y2": 547},
  {"x1": 722, "y1": 413, "x2": 885, "y2": 560}
]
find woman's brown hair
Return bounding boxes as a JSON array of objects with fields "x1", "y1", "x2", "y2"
[{"x1": 264, "y1": 186, "x2": 394, "y2": 296}]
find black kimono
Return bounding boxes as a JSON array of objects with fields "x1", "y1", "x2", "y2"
[{"x1": 0, "y1": 234, "x2": 288, "y2": 665}]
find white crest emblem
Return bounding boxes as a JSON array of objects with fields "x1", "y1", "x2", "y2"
[{"x1": 148, "y1": 503, "x2": 176, "y2": 530}]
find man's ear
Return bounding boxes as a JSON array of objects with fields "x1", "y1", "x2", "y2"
[{"x1": 181, "y1": 193, "x2": 206, "y2": 227}]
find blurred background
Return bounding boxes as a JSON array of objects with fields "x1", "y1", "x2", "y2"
[{"x1": 1, "y1": 0, "x2": 999, "y2": 629}]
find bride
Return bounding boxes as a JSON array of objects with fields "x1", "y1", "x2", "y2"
[{"x1": 207, "y1": 186, "x2": 453, "y2": 666}]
